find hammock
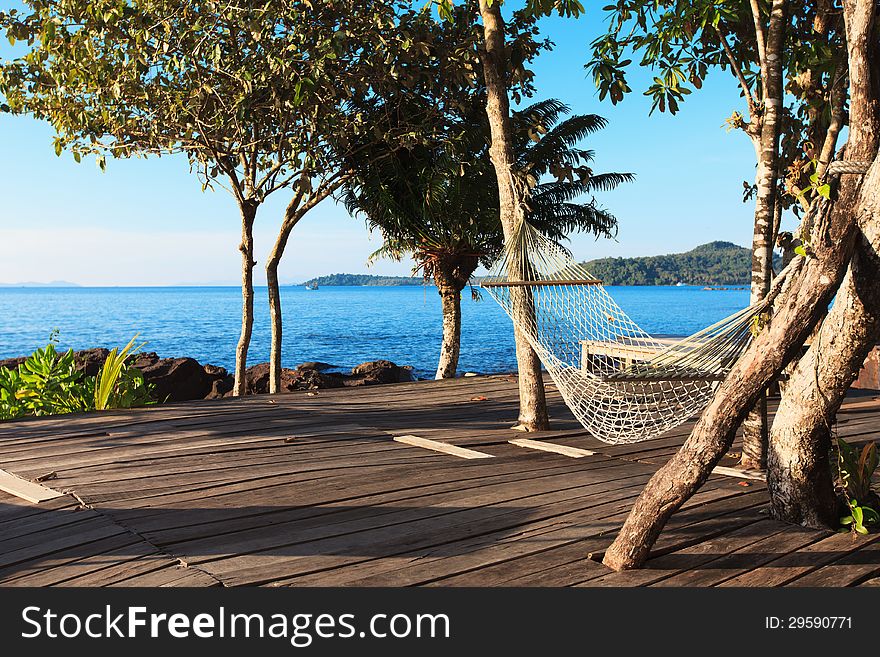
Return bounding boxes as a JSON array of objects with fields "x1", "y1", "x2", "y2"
[{"x1": 481, "y1": 221, "x2": 773, "y2": 445}]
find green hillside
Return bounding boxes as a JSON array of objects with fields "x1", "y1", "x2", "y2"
[
  {"x1": 301, "y1": 273, "x2": 426, "y2": 287},
  {"x1": 583, "y1": 241, "x2": 778, "y2": 286}
]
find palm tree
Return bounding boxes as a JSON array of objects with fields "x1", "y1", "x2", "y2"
[{"x1": 343, "y1": 99, "x2": 633, "y2": 379}]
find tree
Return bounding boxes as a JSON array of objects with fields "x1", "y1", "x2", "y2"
[
  {"x1": 587, "y1": 0, "x2": 848, "y2": 469},
  {"x1": 766, "y1": 2, "x2": 880, "y2": 527},
  {"x1": 0, "y1": 1, "x2": 419, "y2": 396},
  {"x1": 463, "y1": 0, "x2": 584, "y2": 430},
  {"x1": 344, "y1": 98, "x2": 627, "y2": 378},
  {"x1": 601, "y1": 0, "x2": 880, "y2": 570},
  {"x1": 260, "y1": 5, "x2": 439, "y2": 394}
]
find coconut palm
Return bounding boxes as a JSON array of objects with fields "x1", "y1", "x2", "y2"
[{"x1": 343, "y1": 99, "x2": 632, "y2": 379}]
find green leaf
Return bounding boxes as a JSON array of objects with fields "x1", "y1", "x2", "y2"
[
  {"x1": 794, "y1": 245, "x2": 807, "y2": 257},
  {"x1": 817, "y1": 184, "x2": 831, "y2": 199}
]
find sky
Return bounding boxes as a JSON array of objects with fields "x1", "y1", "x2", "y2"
[{"x1": 0, "y1": 4, "x2": 788, "y2": 287}]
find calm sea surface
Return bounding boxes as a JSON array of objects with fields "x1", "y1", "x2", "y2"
[{"x1": 0, "y1": 285, "x2": 749, "y2": 379}]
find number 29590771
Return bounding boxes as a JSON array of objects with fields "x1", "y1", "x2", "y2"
[{"x1": 765, "y1": 617, "x2": 852, "y2": 630}]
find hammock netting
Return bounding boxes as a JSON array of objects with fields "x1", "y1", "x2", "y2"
[{"x1": 482, "y1": 221, "x2": 769, "y2": 445}]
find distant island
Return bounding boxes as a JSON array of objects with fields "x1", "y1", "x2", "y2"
[
  {"x1": 582, "y1": 241, "x2": 780, "y2": 286},
  {"x1": 0, "y1": 280, "x2": 81, "y2": 288},
  {"x1": 301, "y1": 273, "x2": 428, "y2": 287},
  {"x1": 301, "y1": 242, "x2": 780, "y2": 288}
]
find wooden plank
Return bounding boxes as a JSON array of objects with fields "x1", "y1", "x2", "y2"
[
  {"x1": 0, "y1": 535, "x2": 150, "y2": 586},
  {"x1": 0, "y1": 469, "x2": 63, "y2": 504},
  {"x1": 786, "y1": 536, "x2": 880, "y2": 587},
  {"x1": 306, "y1": 482, "x2": 755, "y2": 588},
  {"x1": 839, "y1": 397, "x2": 880, "y2": 411},
  {"x1": 523, "y1": 520, "x2": 778, "y2": 588},
  {"x1": 222, "y1": 478, "x2": 752, "y2": 587},
  {"x1": 719, "y1": 532, "x2": 880, "y2": 587},
  {"x1": 509, "y1": 438, "x2": 595, "y2": 458},
  {"x1": 648, "y1": 526, "x2": 827, "y2": 587},
  {"x1": 481, "y1": 279, "x2": 602, "y2": 287},
  {"x1": 128, "y1": 459, "x2": 626, "y2": 546},
  {"x1": 712, "y1": 466, "x2": 767, "y2": 481},
  {"x1": 393, "y1": 435, "x2": 493, "y2": 459}
]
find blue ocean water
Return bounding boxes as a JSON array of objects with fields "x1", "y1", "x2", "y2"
[{"x1": 0, "y1": 285, "x2": 749, "y2": 379}]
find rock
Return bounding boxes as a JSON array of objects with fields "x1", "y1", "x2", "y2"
[
  {"x1": 296, "y1": 361, "x2": 336, "y2": 372},
  {"x1": 0, "y1": 356, "x2": 26, "y2": 370},
  {"x1": 1, "y1": 347, "x2": 417, "y2": 401},
  {"x1": 204, "y1": 364, "x2": 227, "y2": 377},
  {"x1": 292, "y1": 367, "x2": 346, "y2": 390},
  {"x1": 346, "y1": 360, "x2": 415, "y2": 386},
  {"x1": 74, "y1": 348, "x2": 112, "y2": 376},
  {"x1": 207, "y1": 375, "x2": 235, "y2": 399},
  {"x1": 237, "y1": 362, "x2": 345, "y2": 395},
  {"x1": 132, "y1": 355, "x2": 225, "y2": 402}
]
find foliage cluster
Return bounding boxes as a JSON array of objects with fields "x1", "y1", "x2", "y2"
[
  {"x1": 0, "y1": 334, "x2": 153, "y2": 421},
  {"x1": 836, "y1": 439, "x2": 880, "y2": 534}
]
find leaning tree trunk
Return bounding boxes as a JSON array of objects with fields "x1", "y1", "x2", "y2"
[
  {"x1": 266, "y1": 218, "x2": 295, "y2": 395},
  {"x1": 602, "y1": 0, "x2": 878, "y2": 571},
  {"x1": 233, "y1": 200, "x2": 258, "y2": 396},
  {"x1": 740, "y1": 0, "x2": 789, "y2": 471},
  {"x1": 477, "y1": 0, "x2": 549, "y2": 431},
  {"x1": 267, "y1": 183, "x2": 344, "y2": 394},
  {"x1": 768, "y1": 1, "x2": 880, "y2": 527},
  {"x1": 434, "y1": 269, "x2": 466, "y2": 380}
]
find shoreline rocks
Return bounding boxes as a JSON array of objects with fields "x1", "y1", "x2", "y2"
[
  {"x1": 234, "y1": 359, "x2": 415, "y2": 396},
  {"x1": 0, "y1": 350, "x2": 417, "y2": 403}
]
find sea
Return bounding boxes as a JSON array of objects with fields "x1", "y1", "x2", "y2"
[{"x1": 0, "y1": 285, "x2": 750, "y2": 379}]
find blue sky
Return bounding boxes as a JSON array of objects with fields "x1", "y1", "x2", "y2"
[{"x1": 0, "y1": 4, "x2": 786, "y2": 286}]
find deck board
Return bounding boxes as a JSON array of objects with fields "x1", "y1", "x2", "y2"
[{"x1": 0, "y1": 375, "x2": 877, "y2": 587}]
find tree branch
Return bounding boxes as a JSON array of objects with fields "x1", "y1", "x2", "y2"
[
  {"x1": 749, "y1": 0, "x2": 769, "y2": 98},
  {"x1": 715, "y1": 23, "x2": 760, "y2": 119}
]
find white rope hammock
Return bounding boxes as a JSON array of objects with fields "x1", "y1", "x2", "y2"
[
  {"x1": 480, "y1": 159, "x2": 867, "y2": 444},
  {"x1": 482, "y1": 221, "x2": 776, "y2": 445}
]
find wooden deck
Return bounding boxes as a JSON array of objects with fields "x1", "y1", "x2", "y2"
[{"x1": 0, "y1": 375, "x2": 878, "y2": 587}]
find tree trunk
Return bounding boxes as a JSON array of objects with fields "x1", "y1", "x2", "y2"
[
  {"x1": 267, "y1": 183, "x2": 344, "y2": 394},
  {"x1": 266, "y1": 218, "x2": 296, "y2": 395},
  {"x1": 233, "y1": 200, "x2": 258, "y2": 396},
  {"x1": 434, "y1": 269, "x2": 465, "y2": 380},
  {"x1": 768, "y1": 232, "x2": 880, "y2": 527},
  {"x1": 477, "y1": 0, "x2": 549, "y2": 431},
  {"x1": 602, "y1": 0, "x2": 879, "y2": 570},
  {"x1": 768, "y1": 0, "x2": 880, "y2": 527},
  {"x1": 740, "y1": 0, "x2": 789, "y2": 471}
]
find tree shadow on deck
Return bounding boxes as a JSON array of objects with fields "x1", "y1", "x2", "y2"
[{"x1": 0, "y1": 498, "x2": 553, "y2": 585}]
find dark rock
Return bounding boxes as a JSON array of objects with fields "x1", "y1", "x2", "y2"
[
  {"x1": 72, "y1": 348, "x2": 111, "y2": 376},
  {"x1": 0, "y1": 356, "x2": 26, "y2": 370},
  {"x1": 1, "y1": 347, "x2": 416, "y2": 401},
  {"x1": 237, "y1": 362, "x2": 345, "y2": 395},
  {"x1": 207, "y1": 375, "x2": 235, "y2": 400},
  {"x1": 347, "y1": 360, "x2": 415, "y2": 386},
  {"x1": 133, "y1": 356, "x2": 221, "y2": 402},
  {"x1": 296, "y1": 361, "x2": 336, "y2": 372},
  {"x1": 204, "y1": 364, "x2": 228, "y2": 377}
]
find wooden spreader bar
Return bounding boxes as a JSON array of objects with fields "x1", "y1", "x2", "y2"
[{"x1": 481, "y1": 278, "x2": 602, "y2": 288}]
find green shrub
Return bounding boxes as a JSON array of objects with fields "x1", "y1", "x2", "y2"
[
  {"x1": 0, "y1": 334, "x2": 154, "y2": 421},
  {"x1": 94, "y1": 335, "x2": 152, "y2": 410},
  {"x1": 837, "y1": 439, "x2": 880, "y2": 535}
]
